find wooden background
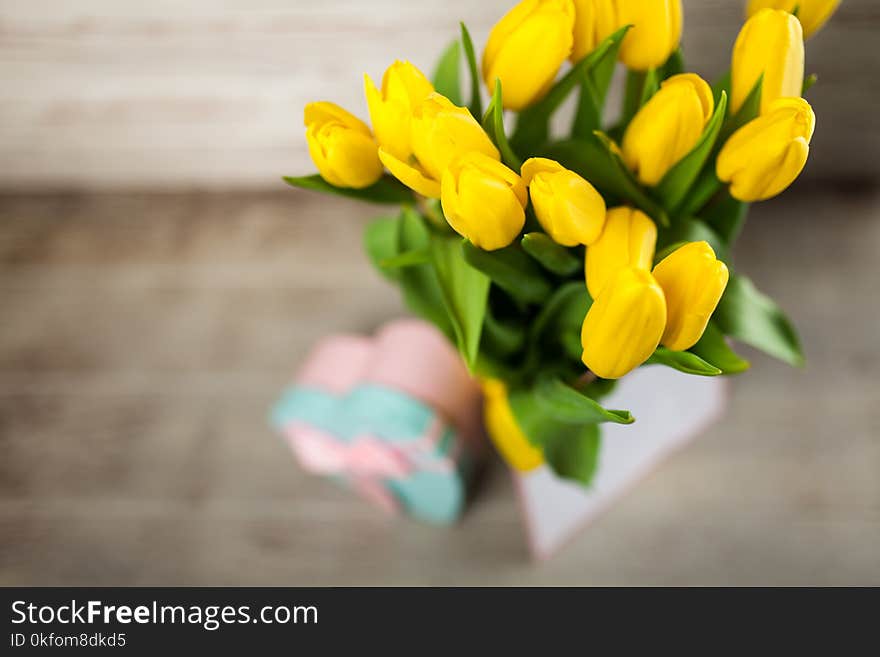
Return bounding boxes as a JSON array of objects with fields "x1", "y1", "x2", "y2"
[
  {"x1": 0, "y1": 0, "x2": 877, "y2": 191},
  {"x1": 1, "y1": 188, "x2": 878, "y2": 585},
  {"x1": 1, "y1": 1, "x2": 878, "y2": 586}
]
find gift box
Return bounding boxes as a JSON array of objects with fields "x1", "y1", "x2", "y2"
[{"x1": 271, "y1": 319, "x2": 484, "y2": 524}]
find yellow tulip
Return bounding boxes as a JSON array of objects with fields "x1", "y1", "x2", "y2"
[
  {"x1": 622, "y1": 73, "x2": 714, "y2": 186},
  {"x1": 589, "y1": 0, "x2": 682, "y2": 71},
  {"x1": 379, "y1": 93, "x2": 500, "y2": 199},
  {"x1": 482, "y1": 0, "x2": 575, "y2": 111},
  {"x1": 303, "y1": 102, "x2": 383, "y2": 189},
  {"x1": 364, "y1": 61, "x2": 434, "y2": 162},
  {"x1": 716, "y1": 97, "x2": 815, "y2": 202},
  {"x1": 521, "y1": 158, "x2": 607, "y2": 247},
  {"x1": 621, "y1": 0, "x2": 682, "y2": 71},
  {"x1": 571, "y1": 0, "x2": 615, "y2": 62},
  {"x1": 652, "y1": 241, "x2": 730, "y2": 351},
  {"x1": 482, "y1": 379, "x2": 544, "y2": 471},
  {"x1": 441, "y1": 152, "x2": 527, "y2": 251},
  {"x1": 585, "y1": 206, "x2": 657, "y2": 299},
  {"x1": 746, "y1": 0, "x2": 841, "y2": 38},
  {"x1": 731, "y1": 8, "x2": 804, "y2": 115},
  {"x1": 581, "y1": 267, "x2": 667, "y2": 379}
]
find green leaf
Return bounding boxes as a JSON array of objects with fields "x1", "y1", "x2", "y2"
[
  {"x1": 571, "y1": 26, "x2": 630, "y2": 138},
  {"x1": 283, "y1": 174, "x2": 412, "y2": 205},
  {"x1": 590, "y1": 28, "x2": 630, "y2": 102},
  {"x1": 572, "y1": 83, "x2": 602, "y2": 141},
  {"x1": 702, "y1": 191, "x2": 749, "y2": 245},
  {"x1": 379, "y1": 247, "x2": 429, "y2": 269},
  {"x1": 429, "y1": 236, "x2": 490, "y2": 368},
  {"x1": 560, "y1": 332, "x2": 583, "y2": 361},
  {"x1": 677, "y1": 168, "x2": 724, "y2": 218},
  {"x1": 543, "y1": 423, "x2": 601, "y2": 486},
  {"x1": 714, "y1": 274, "x2": 804, "y2": 367},
  {"x1": 656, "y1": 217, "x2": 729, "y2": 264},
  {"x1": 530, "y1": 281, "x2": 592, "y2": 345},
  {"x1": 690, "y1": 321, "x2": 751, "y2": 374},
  {"x1": 507, "y1": 388, "x2": 602, "y2": 486},
  {"x1": 621, "y1": 68, "x2": 659, "y2": 129},
  {"x1": 583, "y1": 376, "x2": 617, "y2": 401},
  {"x1": 482, "y1": 307, "x2": 527, "y2": 357},
  {"x1": 543, "y1": 134, "x2": 669, "y2": 227},
  {"x1": 654, "y1": 91, "x2": 728, "y2": 214},
  {"x1": 719, "y1": 74, "x2": 762, "y2": 145},
  {"x1": 482, "y1": 79, "x2": 522, "y2": 170},
  {"x1": 535, "y1": 376, "x2": 634, "y2": 424},
  {"x1": 460, "y1": 22, "x2": 483, "y2": 120},
  {"x1": 522, "y1": 282, "x2": 591, "y2": 376},
  {"x1": 364, "y1": 215, "x2": 402, "y2": 281},
  {"x1": 512, "y1": 25, "x2": 629, "y2": 153},
  {"x1": 521, "y1": 232, "x2": 581, "y2": 276},
  {"x1": 394, "y1": 208, "x2": 455, "y2": 339},
  {"x1": 462, "y1": 240, "x2": 552, "y2": 304},
  {"x1": 802, "y1": 73, "x2": 818, "y2": 95},
  {"x1": 432, "y1": 39, "x2": 461, "y2": 106},
  {"x1": 646, "y1": 347, "x2": 722, "y2": 376},
  {"x1": 711, "y1": 70, "x2": 731, "y2": 108},
  {"x1": 662, "y1": 48, "x2": 685, "y2": 78}
]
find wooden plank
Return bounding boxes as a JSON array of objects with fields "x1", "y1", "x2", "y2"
[
  {"x1": 0, "y1": 189, "x2": 878, "y2": 584},
  {"x1": 0, "y1": 0, "x2": 875, "y2": 190}
]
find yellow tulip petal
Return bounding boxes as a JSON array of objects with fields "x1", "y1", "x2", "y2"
[
  {"x1": 411, "y1": 93, "x2": 500, "y2": 181},
  {"x1": 379, "y1": 148, "x2": 441, "y2": 198},
  {"x1": 616, "y1": 0, "x2": 682, "y2": 71},
  {"x1": 304, "y1": 102, "x2": 383, "y2": 189},
  {"x1": 731, "y1": 8, "x2": 804, "y2": 115},
  {"x1": 652, "y1": 241, "x2": 729, "y2": 351},
  {"x1": 622, "y1": 73, "x2": 714, "y2": 186},
  {"x1": 441, "y1": 152, "x2": 526, "y2": 251},
  {"x1": 717, "y1": 97, "x2": 814, "y2": 202},
  {"x1": 585, "y1": 207, "x2": 657, "y2": 299},
  {"x1": 482, "y1": 379, "x2": 544, "y2": 471},
  {"x1": 304, "y1": 101, "x2": 372, "y2": 136},
  {"x1": 364, "y1": 62, "x2": 434, "y2": 162},
  {"x1": 746, "y1": 0, "x2": 841, "y2": 38},
  {"x1": 521, "y1": 156, "x2": 565, "y2": 184},
  {"x1": 581, "y1": 267, "x2": 667, "y2": 379},
  {"x1": 482, "y1": 0, "x2": 575, "y2": 110},
  {"x1": 529, "y1": 169, "x2": 606, "y2": 247}
]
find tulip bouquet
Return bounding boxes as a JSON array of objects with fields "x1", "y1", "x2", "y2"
[{"x1": 287, "y1": 0, "x2": 838, "y2": 487}]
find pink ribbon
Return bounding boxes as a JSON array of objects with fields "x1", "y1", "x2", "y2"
[{"x1": 283, "y1": 417, "x2": 457, "y2": 514}]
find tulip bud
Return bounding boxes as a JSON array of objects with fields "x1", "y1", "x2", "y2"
[
  {"x1": 364, "y1": 61, "x2": 434, "y2": 162},
  {"x1": 585, "y1": 206, "x2": 657, "y2": 299},
  {"x1": 746, "y1": 0, "x2": 841, "y2": 39},
  {"x1": 581, "y1": 267, "x2": 667, "y2": 379},
  {"x1": 652, "y1": 241, "x2": 729, "y2": 351},
  {"x1": 731, "y1": 8, "x2": 804, "y2": 115},
  {"x1": 380, "y1": 93, "x2": 500, "y2": 199},
  {"x1": 441, "y1": 152, "x2": 527, "y2": 251},
  {"x1": 482, "y1": 0, "x2": 575, "y2": 111},
  {"x1": 622, "y1": 73, "x2": 714, "y2": 186},
  {"x1": 521, "y1": 158, "x2": 607, "y2": 247},
  {"x1": 482, "y1": 379, "x2": 544, "y2": 471},
  {"x1": 587, "y1": 0, "x2": 682, "y2": 71},
  {"x1": 304, "y1": 102, "x2": 384, "y2": 189},
  {"x1": 716, "y1": 97, "x2": 815, "y2": 202},
  {"x1": 571, "y1": 0, "x2": 615, "y2": 62}
]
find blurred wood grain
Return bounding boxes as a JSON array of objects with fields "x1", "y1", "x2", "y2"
[
  {"x1": 0, "y1": 0, "x2": 876, "y2": 191},
  {"x1": 0, "y1": 188, "x2": 878, "y2": 585}
]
